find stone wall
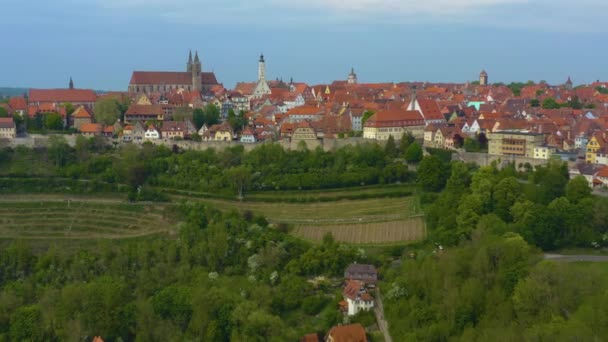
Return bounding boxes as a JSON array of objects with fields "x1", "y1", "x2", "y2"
[{"x1": 456, "y1": 152, "x2": 577, "y2": 169}]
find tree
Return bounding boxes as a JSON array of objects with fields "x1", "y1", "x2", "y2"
[
  {"x1": 453, "y1": 134, "x2": 464, "y2": 148},
  {"x1": 530, "y1": 99, "x2": 540, "y2": 107},
  {"x1": 384, "y1": 135, "x2": 398, "y2": 158},
  {"x1": 464, "y1": 138, "x2": 481, "y2": 152},
  {"x1": 94, "y1": 98, "x2": 121, "y2": 125},
  {"x1": 493, "y1": 177, "x2": 522, "y2": 222},
  {"x1": 9, "y1": 305, "x2": 43, "y2": 341},
  {"x1": 404, "y1": 142, "x2": 423, "y2": 163},
  {"x1": 47, "y1": 135, "x2": 71, "y2": 167},
  {"x1": 173, "y1": 106, "x2": 193, "y2": 122},
  {"x1": 204, "y1": 104, "x2": 220, "y2": 126},
  {"x1": 542, "y1": 97, "x2": 561, "y2": 109},
  {"x1": 61, "y1": 102, "x2": 76, "y2": 116},
  {"x1": 193, "y1": 108, "x2": 205, "y2": 129},
  {"x1": 0, "y1": 106, "x2": 8, "y2": 117},
  {"x1": 566, "y1": 176, "x2": 591, "y2": 204},
  {"x1": 400, "y1": 132, "x2": 415, "y2": 152},
  {"x1": 44, "y1": 112, "x2": 64, "y2": 130},
  {"x1": 226, "y1": 165, "x2": 252, "y2": 199},
  {"x1": 361, "y1": 110, "x2": 375, "y2": 126},
  {"x1": 417, "y1": 155, "x2": 447, "y2": 191}
]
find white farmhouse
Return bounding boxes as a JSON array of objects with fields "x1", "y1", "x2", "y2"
[{"x1": 343, "y1": 280, "x2": 374, "y2": 316}]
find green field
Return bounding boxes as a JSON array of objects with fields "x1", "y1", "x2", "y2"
[{"x1": 0, "y1": 198, "x2": 174, "y2": 241}]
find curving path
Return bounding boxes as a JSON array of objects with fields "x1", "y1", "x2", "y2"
[
  {"x1": 544, "y1": 254, "x2": 608, "y2": 262},
  {"x1": 374, "y1": 287, "x2": 393, "y2": 342}
]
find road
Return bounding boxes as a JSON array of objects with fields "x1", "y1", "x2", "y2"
[
  {"x1": 544, "y1": 254, "x2": 608, "y2": 262},
  {"x1": 374, "y1": 287, "x2": 393, "y2": 342}
]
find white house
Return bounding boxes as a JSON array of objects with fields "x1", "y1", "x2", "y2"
[
  {"x1": 198, "y1": 124, "x2": 208, "y2": 136},
  {"x1": 240, "y1": 128, "x2": 256, "y2": 143},
  {"x1": 144, "y1": 126, "x2": 160, "y2": 140},
  {"x1": 343, "y1": 280, "x2": 374, "y2": 316}
]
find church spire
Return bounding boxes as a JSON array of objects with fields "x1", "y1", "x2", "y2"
[
  {"x1": 69, "y1": 77, "x2": 74, "y2": 89},
  {"x1": 194, "y1": 51, "x2": 200, "y2": 63},
  {"x1": 188, "y1": 50, "x2": 193, "y2": 63}
]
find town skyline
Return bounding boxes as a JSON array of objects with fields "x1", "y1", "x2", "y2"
[{"x1": 1, "y1": 0, "x2": 606, "y2": 90}]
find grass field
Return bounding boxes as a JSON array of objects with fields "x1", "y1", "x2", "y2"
[
  {"x1": 200, "y1": 196, "x2": 421, "y2": 225},
  {"x1": 0, "y1": 198, "x2": 174, "y2": 241}
]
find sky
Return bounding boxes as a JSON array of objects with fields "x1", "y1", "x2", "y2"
[{"x1": 0, "y1": 0, "x2": 606, "y2": 90}]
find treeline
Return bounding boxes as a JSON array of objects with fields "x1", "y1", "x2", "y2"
[
  {"x1": 0, "y1": 134, "x2": 421, "y2": 196},
  {"x1": 420, "y1": 156, "x2": 608, "y2": 250},
  {"x1": 383, "y1": 230, "x2": 608, "y2": 341},
  {"x1": 0, "y1": 203, "x2": 371, "y2": 341}
]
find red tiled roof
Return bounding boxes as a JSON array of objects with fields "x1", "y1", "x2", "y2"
[
  {"x1": 301, "y1": 334, "x2": 320, "y2": 342},
  {"x1": 8, "y1": 97, "x2": 27, "y2": 110},
  {"x1": 72, "y1": 106, "x2": 92, "y2": 119},
  {"x1": 129, "y1": 71, "x2": 218, "y2": 85},
  {"x1": 0, "y1": 117, "x2": 15, "y2": 129},
  {"x1": 125, "y1": 104, "x2": 164, "y2": 116},
  {"x1": 327, "y1": 324, "x2": 367, "y2": 342},
  {"x1": 286, "y1": 105, "x2": 324, "y2": 116},
  {"x1": 80, "y1": 123, "x2": 103, "y2": 133},
  {"x1": 596, "y1": 166, "x2": 608, "y2": 178},
  {"x1": 365, "y1": 109, "x2": 425, "y2": 128},
  {"x1": 418, "y1": 99, "x2": 444, "y2": 120},
  {"x1": 29, "y1": 89, "x2": 97, "y2": 103}
]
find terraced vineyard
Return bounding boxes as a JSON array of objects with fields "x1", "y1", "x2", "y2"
[
  {"x1": 0, "y1": 199, "x2": 174, "y2": 240},
  {"x1": 292, "y1": 216, "x2": 426, "y2": 244}
]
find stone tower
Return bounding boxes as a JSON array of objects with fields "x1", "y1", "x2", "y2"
[
  {"x1": 258, "y1": 54, "x2": 266, "y2": 82},
  {"x1": 187, "y1": 50, "x2": 193, "y2": 73},
  {"x1": 192, "y1": 51, "x2": 202, "y2": 91},
  {"x1": 479, "y1": 70, "x2": 488, "y2": 86},
  {"x1": 69, "y1": 77, "x2": 74, "y2": 89},
  {"x1": 565, "y1": 76, "x2": 573, "y2": 90},
  {"x1": 253, "y1": 53, "x2": 271, "y2": 98},
  {"x1": 348, "y1": 67, "x2": 358, "y2": 84}
]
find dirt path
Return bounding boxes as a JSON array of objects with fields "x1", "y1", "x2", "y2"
[
  {"x1": 0, "y1": 194, "x2": 125, "y2": 203},
  {"x1": 374, "y1": 287, "x2": 393, "y2": 342},
  {"x1": 544, "y1": 254, "x2": 608, "y2": 262}
]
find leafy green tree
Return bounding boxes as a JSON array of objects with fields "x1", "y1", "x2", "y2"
[
  {"x1": 47, "y1": 135, "x2": 71, "y2": 167},
  {"x1": 384, "y1": 135, "x2": 398, "y2": 158},
  {"x1": 361, "y1": 110, "x2": 374, "y2": 126},
  {"x1": 204, "y1": 104, "x2": 220, "y2": 126},
  {"x1": 530, "y1": 99, "x2": 540, "y2": 107},
  {"x1": 400, "y1": 132, "x2": 415, "y2": 152},
  {"x1": 193, "y1": 108, "x2": 205, "y2": 129},
  {"x1": 404, "y1": 142, "x2": 423, "y2": 163},
  {"x1": 417, "y1": 155, "x2": 448, "y2": 191},
  {"x1": 94, "y1": 98, "x2": 121, "y2": 125},
  {"x1": 173, "y1": 106, "x2": 194, "y2": 122},
  {"x1": 226, "y1": 165, "x2": 252, "y2": 199},
  {"x1": 44, "y1": 112, "x2": 64, "y2": 130},
  {"x1": 566, "y1": 176, "x2": 591, "y2": 204},
  {"x1": 61, "y1": 102, "x2": 76, "y2": 116},
  {"x1": 542, "y1": 97, "x2": 561, "y2": 109},
  {"x1": 9, "y1": 305, "x2": 43, "y2": 341},
  {"x1": 492, "y1": 177, "x2": 522, "y2": 222},
  {"x1": 0, "y1": 106, "x2": 8, "y2": 117},
  {"x1": 464, "y1": 138, "x2": 481, "y2": 152}
]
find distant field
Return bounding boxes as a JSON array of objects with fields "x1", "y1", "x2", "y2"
[
  {"x1": 0, "y1": 199, "x2": 174, "y2": 241},
  {"x1": 292, "y1": 216, "x2": 426, "y2": 244},
  {"x1": 200, "y1": 196, "x2": 421, "y2": 225}
]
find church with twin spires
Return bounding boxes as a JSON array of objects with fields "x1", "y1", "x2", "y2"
[{"x1": 128, "y1": 50, "x2": 219, "y2": 95}]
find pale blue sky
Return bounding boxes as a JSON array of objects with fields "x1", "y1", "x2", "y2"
[{"x1": 1, "y1": 0, "x2": 606, "y2": 90}]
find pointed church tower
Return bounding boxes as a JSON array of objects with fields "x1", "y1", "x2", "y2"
[
  {"x1": 565, "y1": 76, "x2": 573, "y2": 90},
  {"x1": 69, "y1": 77, "x2": 74, "y2": 90},
  {"x1": 407, "y1": 85, "x2": 421, "y2": 111},
  {"x1": 187, "y1": 50, "x2": 193, "y2": 72},
  {"x1": 253, "y1": 53, "x2": 271, "y2": 98},
  {"x1": 348, "y1": 67, "x2": 358, "y2": 84},
  {"x1": 192, "y1": 51, "x2": 202, "y2": 91},
  {"x1": 258, "y1": 54, "x2": 266, "y2": 82}
]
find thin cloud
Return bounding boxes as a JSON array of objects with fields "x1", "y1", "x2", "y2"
[{"x1": 90, "y1": 0, "x2": 606, "y2": 32}]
